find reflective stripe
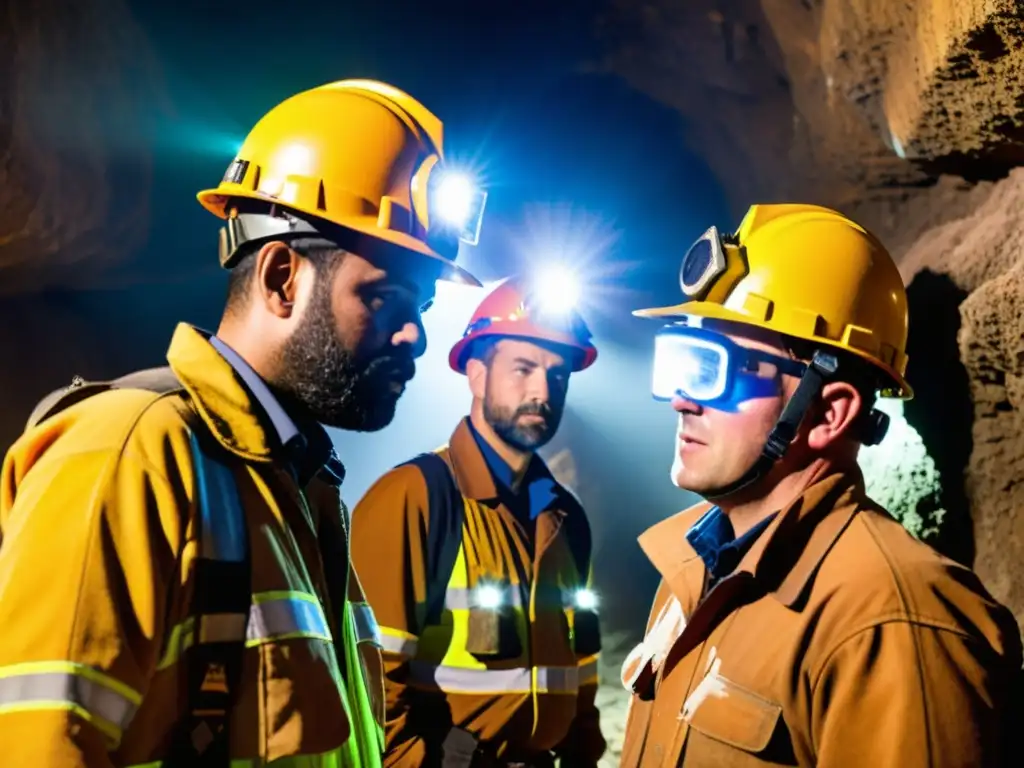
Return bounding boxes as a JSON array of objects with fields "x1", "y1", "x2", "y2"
[
  {"x1": 248, "y1": 592, "x2": 331, "y2": 646},
  {"x1": 352, "y1": 602, "x2": 382, "y2": 647},
  {"x1": 408, "y1": 660, "x2": 579, "y2": 694},
  {"x1": 130, "y1": 746, "x2": 346, "y2": 767},
  {"x1": 379, "y1": 627, "x2": 418, "y2": 657},
  {"x1": 578, "y1": 653, "x2": 600, "y2": 686},
  {"x1": 0, "y1": 661, "x2": 142, "y2": 744},
  {"x1": 190, "y1": 432, "x2": 246, "y2": 563},
  {"x1": 158, "y1": 591, "x2": 331, "y2": 670},
  {"x1": 444, "y1": 584, "x2": 525, "y2": 610}
]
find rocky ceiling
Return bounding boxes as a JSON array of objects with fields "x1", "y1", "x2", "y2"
[
  {"x1": 0, "y1": 0, "x2": 167, "y2": 295},
  {"x1": 600, "y1": 0, "x2": 1024, "y2": 633}
]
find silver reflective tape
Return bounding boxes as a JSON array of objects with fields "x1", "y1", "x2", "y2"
[
  {"x1": 352, "y1": 603, "x2": 382, "y2": 647},
  {"x1": 408, "y1": 662, "x2": 579, "y2": 694},
  {"x1": 379, "y1": 634, "x2": 418, "y2": 657},
  {"x1": 578, "y1": 658, "x2": 599, "y2": 685},
  {"x1": 247, "y1": 597, "x2": 331, "y2": 643},
  {"x1": 0, "y1": 671, "x2": 138, "y2": 733},
  {"x1": 444, "y1": 584, "x2": 525, "y2": 611},
  {"x1": 536, "y1": 665, "x2": 579, "y2": 693}
]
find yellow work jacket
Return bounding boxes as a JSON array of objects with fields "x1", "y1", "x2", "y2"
[
  {"x1": 351, "y1": 419, "x2": 606, "y2": 767},
  {"x1": 0, "y1": 323, "x2": 385, "y2": 767}
]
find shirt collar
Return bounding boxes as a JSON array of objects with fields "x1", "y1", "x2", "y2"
[
  {"x1": 466, "y1": 418, "x2": 560, "y2": 519},
  {"x1": 209, "y1": 336, "x2": 342, "y2": 487},
  {"x1": 686, "y1": 506, "x2": 778, "y2": 581}
]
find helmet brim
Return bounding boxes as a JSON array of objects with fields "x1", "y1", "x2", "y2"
[
  {"x1": 448, "y1": 331, "x2": 598, "y2": 375},
  {"x1": 197, "y1": 189, "x2": 481, "y2": 287}
]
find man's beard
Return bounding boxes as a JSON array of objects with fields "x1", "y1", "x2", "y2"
[
  {"x1": 484, "y1": 396, "x2": 563, "y2": 452},
  {"x1": 271, "y1": 282, "x2": 414, "y2": 432}
]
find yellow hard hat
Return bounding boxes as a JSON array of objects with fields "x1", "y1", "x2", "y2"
[
  {"x1": 635, "y1": 203, "x2": 912, "y2": 399},
  {"x1": 197, "y1": 79, "x2": 483, "y2": 286}
]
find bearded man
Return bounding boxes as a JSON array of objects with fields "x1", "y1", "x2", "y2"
[
  {"x1": 0, "y1": 79, "x2": 487, "y2": 768},
  {"x1": 351, "y1": 277, "x2": 607, "y2": 768}
]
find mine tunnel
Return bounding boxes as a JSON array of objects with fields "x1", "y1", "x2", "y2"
[{"x1": 3, "y1": 0, "x2": 1024, "y2": 765}]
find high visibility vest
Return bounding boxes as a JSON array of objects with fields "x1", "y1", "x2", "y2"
[{"x1": 407, "y1": 494, "x2": 600, "y2": 725}]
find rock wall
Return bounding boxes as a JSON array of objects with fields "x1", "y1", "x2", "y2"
[
  {"x1": 601, "y1": 0, "x2": 1024, "y2": 634},
  {"x1": 0, "y1": 0, "x2": 167, "y2": 295}
]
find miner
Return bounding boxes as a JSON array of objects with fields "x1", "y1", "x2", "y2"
[
  {"x1": 0, "y1": 79, "x2": 487, "y2": 767},
  {"x1": 351, "y1": 276, "x2": 607, "y2": 768},
  {"x1": 619, "y1": 203, "x2": 1022, "y2": 766}
]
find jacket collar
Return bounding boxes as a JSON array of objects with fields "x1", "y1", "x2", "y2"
[
  {"x1": 447, "y1": 417, "x2": 500, "y2": 501},
  {"x1": 638, "y1": 468, "x2": 864, "y2": 610},
  {"x1": 166, "y1": 323, "x2": 341, "y2": 485}
]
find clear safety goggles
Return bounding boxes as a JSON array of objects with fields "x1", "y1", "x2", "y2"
[
  {"x1": 678, "y1": 225, "x2": 745, "y2": 300},
  {"x1": 652, "y1": 324, "x2": 807, "y2": 411}
]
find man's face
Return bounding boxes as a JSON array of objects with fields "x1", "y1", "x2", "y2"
[
  {"x1": 670, "y1": 323, "x2": 801, "y2": 495},
  {"x1": 477, "y1": 338, "x2": 572, "y2": 452},
  {"x1": 274, "y1": 250, "x2": 428, "y2": 431}
]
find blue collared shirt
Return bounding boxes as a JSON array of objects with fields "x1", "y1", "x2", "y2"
[
  {"x1": 467, "y1": 420, "x2": 559, "y2": 520},
  {"x1": 686, "y1": 506, "x2": 777, "y2": 584},
  {"x1": 210, "y1": 336, "x2": 342, "y2": 487}
]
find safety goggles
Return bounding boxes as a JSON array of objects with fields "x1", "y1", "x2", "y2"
[
  {"x1": 678, "y1": 225, "x2": 746, "y2": 300},
  {"x1": 652, "y1": 324, "x2": 807, "y2": 411},
  {"x1": 462, "y1": 298, "x2": 593, "y2": 344}
]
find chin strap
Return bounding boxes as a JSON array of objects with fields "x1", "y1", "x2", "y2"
[{"x1": 703, "y1": 350, "x2": 840, "y2": 501}]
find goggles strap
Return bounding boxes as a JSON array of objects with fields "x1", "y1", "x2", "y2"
[{"x1": 703, "y1": 350, "x2": 839, "y2": 501}]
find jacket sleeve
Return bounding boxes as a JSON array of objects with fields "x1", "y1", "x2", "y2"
[
  {"x1": 811, "y1": 619, "x2": 1018, "y2": 767},
  {"x1": 350, "y1": 464, "x2": 437, "y2": 768},
  {"x1": 0, "y1": 430, "x2": 189, "y2": 767}
]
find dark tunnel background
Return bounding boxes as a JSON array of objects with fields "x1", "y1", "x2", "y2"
[{"x1": 1, "y1": 0, "x2": 731, "y2": 644}]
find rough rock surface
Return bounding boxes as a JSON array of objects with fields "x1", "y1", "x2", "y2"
[
  {"x1": 600, "y1": 0, "x2": 1024, "y2": 216},
  {"x1": 0, "y1": 0, "x2": 166, "y2": 294}
]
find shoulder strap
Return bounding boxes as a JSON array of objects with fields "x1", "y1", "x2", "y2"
[
  {"x1": 559, "y1": 492, "x2": 593, "y2": 583},
  {"x1": 402, "y1": 451, "x2": 464, "y2": 631},
  {"x1": 167, "y1": 430, "x2": 251, "y2": 767},
  {"x1": 25, "y1": 368, "x2": 250, "y2": 766},
  {"x1": 25, "y1": 366, "x2": 184, "y2": 430}
]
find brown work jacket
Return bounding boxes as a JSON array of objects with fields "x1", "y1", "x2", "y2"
[
  {"x1": 351, "y1": 419, "x2": 605, "y2": 767},
  {"x1": 620, "y1": 469, "x2": 1022, "y2": 767}
]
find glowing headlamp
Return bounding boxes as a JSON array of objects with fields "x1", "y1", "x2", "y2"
[
  {"x1": 652, "y1": 324, "x2": 806, "y2": 411},
  {"x1": 471, "y1": 583, "x2": 505, "y2": 610},
  {"x1": 531, "y1": 265, "x2": 581, "y2": 317},
  {"x1": 573, "y1": 588, "x2": 599, "y2": 612},
  {"x1": 427, "y1": 167, "x2": 487, "y2": 246}
]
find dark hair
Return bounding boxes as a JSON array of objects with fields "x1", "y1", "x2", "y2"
[
  {"x1": 224, "y1": 237, "x2": 346, "y2": 315},
  {"x1": 782, "y1": 335, "x2": 882, "y2": 437},
  {"x1": 467, "y1": 337, "x2": 500, "y2": 367}
]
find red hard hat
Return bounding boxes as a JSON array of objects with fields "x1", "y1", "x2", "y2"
[{"x1": 449, "y1": 278, "x2": 598, "y2": 374}]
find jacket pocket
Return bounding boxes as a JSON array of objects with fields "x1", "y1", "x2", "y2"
[{"x1": 682, "y1": 671, "x2": 782, "y2": 753}]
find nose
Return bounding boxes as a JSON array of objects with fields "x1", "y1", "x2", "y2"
[
  {"x1": 671, "y1": 394, "x2": 701, "y2": 414},
  {"x1": 392, "y1": 319, "x2": 426, "y2": 359},
  {"x1": 528, "y1": 370, "x2": 552, "y2": 403}
]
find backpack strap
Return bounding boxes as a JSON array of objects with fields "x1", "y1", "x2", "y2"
[
  {"x1": 166, "y1": 429, "x2": 251, "y2": 766},
  {"x1": 25, "y1": 367, "x2": 184, "y2": 430},
  {"x1": 401, "y1": 451, "x2": 464, "y2": 632},
  {"x1": 26, "y1": 369, "x2": 250, "y2": 766}
]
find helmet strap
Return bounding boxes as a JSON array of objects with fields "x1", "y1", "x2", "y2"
[{"x1": 702, "y1": 350, "x2": 839, "y2": 501}]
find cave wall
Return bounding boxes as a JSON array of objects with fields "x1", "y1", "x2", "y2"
[{"x1": 601, "y1": 0, "x2": 1024, "y2": 633}]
